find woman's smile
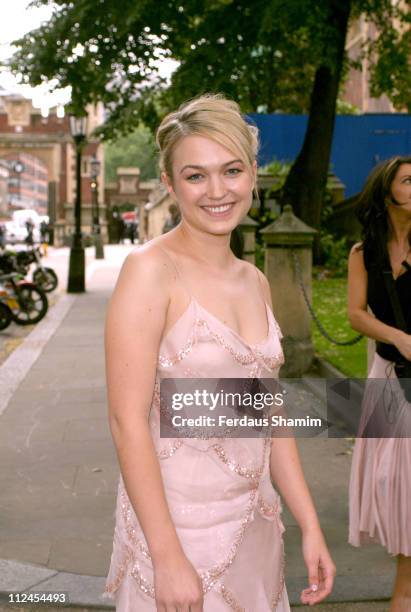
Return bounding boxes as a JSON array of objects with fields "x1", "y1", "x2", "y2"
[{"x1": 200, "y1": 202, "x2": 236, "y2": 217}]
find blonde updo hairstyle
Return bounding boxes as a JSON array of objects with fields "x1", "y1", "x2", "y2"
[{"x1": 156, "y1": 94, "x2": 259, "y2": 193}]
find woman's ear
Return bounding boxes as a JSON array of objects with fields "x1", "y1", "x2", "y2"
[{"x1": 161, "y1": 172, "x2": 176, "y2": 198}]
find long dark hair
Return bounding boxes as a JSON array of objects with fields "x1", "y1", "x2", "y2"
[{"x1": 356, "y1": 156, "x2": 411, "y2": 269}]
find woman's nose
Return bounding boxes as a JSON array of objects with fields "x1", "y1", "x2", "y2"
[{"x1": 207, "y1": 176, "x2": 226, "y2": 200}]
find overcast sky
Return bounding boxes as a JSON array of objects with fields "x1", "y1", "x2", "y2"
[
  {"x1": 0, "y1": 0, "x2": 72, "y2": 109},
  {"x1": 0, "y1": 1, "x2": 177, "y2": 112}
]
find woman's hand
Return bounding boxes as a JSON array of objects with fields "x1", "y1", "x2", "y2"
[
  {"x1": 393, "y1": 331, "x2": 411, "y2": 362},
  {"x1": 300, "y1": 528, "x2": 336, "y2": 606},
  {"x1": 154, "y1": 551, "x2": 204, "y2": 612}
]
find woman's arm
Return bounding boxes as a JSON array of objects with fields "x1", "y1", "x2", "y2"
[
  {"x1": 105, "y1": 247, "x2": 203, "y2": 611},
  {"x1": 347, "y1": 244, "x2": 411, "y2": 360},
  {"x1": 257, "y1": 268, "x2": 336, "y2": 606}
]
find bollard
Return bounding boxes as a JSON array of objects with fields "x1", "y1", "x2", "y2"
[{"x1": 261, "y1": 204, "x2": 317, "y2": 376}]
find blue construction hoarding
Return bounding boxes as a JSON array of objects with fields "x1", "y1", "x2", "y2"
[{"x1": 249, "y1": 113, "x2": 411, "y2": 198}]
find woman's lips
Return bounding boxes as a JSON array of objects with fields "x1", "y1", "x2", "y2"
[{"x1": 200, "y1": 203, "x2": 236, "y2": 218}]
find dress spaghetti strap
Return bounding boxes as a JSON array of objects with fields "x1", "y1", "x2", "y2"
[
  {"x1": 253, "y1": 264, "x2": 269, "y2": 308},
  {"x1": 153, "y1": 243, "x2": 192, "y2": 301}
]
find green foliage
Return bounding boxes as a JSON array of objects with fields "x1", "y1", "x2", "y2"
[
  {"x1": 312, "y1": 277, "x2": 367, "y2": 377},
  {"x1": 260, "y1": 160, "x2": 292, "y2": 195},
  {"x1": 254, "y1": 242, "x2": 265, "y2": 273},
  {"x1": 318, "y1": 231, "x2": 350, "y2": 277},
  {"x1": 7, "y1": 1, "x2": 410, "y2": 137},
  {"x1": 336, "y1": 98, "x2": 361, "y2": 114},
  {"x1": 105, "y1": 125, "x2": 158, "y2": 183}
]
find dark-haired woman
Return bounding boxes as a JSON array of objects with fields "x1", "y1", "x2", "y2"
[{"x1": 348, "y1": 156, "x2": 411, "y2": 611}]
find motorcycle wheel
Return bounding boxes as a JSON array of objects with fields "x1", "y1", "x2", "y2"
[
  {"x1": 33, "y1": 267, "x2": 58, "y2": 292},
  {"x1": 0, "y1": 301, "x2": 12, "y2": 330},
  {"x1": 11, "y1": 284, "x2": 48, "y2": 325}
]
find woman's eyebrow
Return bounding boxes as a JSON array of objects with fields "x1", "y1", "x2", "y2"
[{"x1": 179, "y1": 159, "x2": 244, "y2": 174}]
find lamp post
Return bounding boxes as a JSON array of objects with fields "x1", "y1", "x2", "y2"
[
  {"x1": 13, "y1": 160, "x2": 25, "y2": 206},
  {"x1": 67, "y1": 114, "x2": 87, "y2": 293},
  {"x1": 90, "y1": 154, "x2": 104, "y2": 259}
]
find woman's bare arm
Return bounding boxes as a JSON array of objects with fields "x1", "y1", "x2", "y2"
[
  {"x1": 105, "y1": 247, "x2": 181, "y2": 560},
  {"x1": 347, "y1": 245, "x2": 411, "y2": 360},
  {"x1": 257, "y1": 268, "x2": 336, "y2": 605},
  {"x1": 105, "y1": 246, "x2": 203, "y2": 610}
]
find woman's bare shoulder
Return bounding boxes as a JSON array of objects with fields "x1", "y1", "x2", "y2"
[
  {"x1": 349, "y1": 242, "x2": 364, "y2": 257},
  {"x1": 113, "y1": 242, "x2": 177, "y2": 302},
  {"x1": 124, "y1": 241, "x2": 176, "y2": 273},
  {"x1": 239, "y1": 259, "x2": 271, "y2": 300}
]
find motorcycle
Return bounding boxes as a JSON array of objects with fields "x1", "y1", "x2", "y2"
[
  {"x1": 0, "y1": 300, "x2": 12, "y2": 331},
  {"x1": 15, "y1": 247, "x2": 58, "y2": 293},
  {"x1": 0, "y1": 254, "x2": 48, "y2": 325}
]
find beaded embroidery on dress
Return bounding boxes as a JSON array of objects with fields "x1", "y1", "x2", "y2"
[{"x1": 104, "y1": 257, "x2": 291, "y2": 611}]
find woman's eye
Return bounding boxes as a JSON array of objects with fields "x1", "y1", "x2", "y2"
[
  {"x1": 186, "y1": 174, "x2": 203, "y2": 182},
  {"x1": 226, "y1": 167, "x2": 242, "y2": 176}
]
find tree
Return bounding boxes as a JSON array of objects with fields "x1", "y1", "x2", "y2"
[
  {"x1": 105, "y1": 125, "x2": 158, "y2": 183},
  {"x1": 8, "y1": 0, "x2": 410, "y2": 228}
]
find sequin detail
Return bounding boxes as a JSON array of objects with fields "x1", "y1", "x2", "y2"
[
  {"x1": 198, "y1": 486, "x2": 259, "y2": 593},
  {"x1": 157, "y1": 440, "x2": 184, "y2": 458},
  {"x1": 116, "y1": 481, "x2": 262, "y2": 597},
  {"x1": 212, "y1": 439, "x2": 267, "y2": 480},
  {"x1": 158, "y1": 314, "x2": 283, "y2": 372},
  {"x1": 219, "y1": 568, "x2": 286, "y2": 612},
  {"x1": 121, "y1": 485, "x2": 152, "y2": 560},
  {"x1": 198, "y1": 319, "x2": 283, "y2": 371},
  {"x1": 272, "y1": 550, "x2": 286, "y2": 610},
  {"x1": 219, "y1": 585, "x2": 246, "y2": 611},
  {"x1": 130, "y1": 562, "x2": 155, "y2": 598},
  {"x1": 158, "y1": 333, "x2": 195, "y2": 367},
  {"x1": 104, "y1": 547, "x2": 133, "y2": 594}
]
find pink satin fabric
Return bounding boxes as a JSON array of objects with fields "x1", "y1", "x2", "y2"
[
  {"x1": 104, "y1": 297, "x2": 291, "y2": 611},
  {"x1": 349, "y1": 352, "x2": 411, "y2": 556}
]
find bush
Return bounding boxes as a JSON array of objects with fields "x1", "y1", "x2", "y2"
[{"x1": 318, "y1": 231, "x2": 349, "y2": 277}]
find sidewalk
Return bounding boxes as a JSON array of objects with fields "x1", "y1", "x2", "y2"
[{"x1": 0, "y1": 245, "x2": 395, "y2": 610}]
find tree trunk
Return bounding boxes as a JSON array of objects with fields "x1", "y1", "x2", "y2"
[{"x1": 280, "y1": 0, "x2": 352, "y2": 235}]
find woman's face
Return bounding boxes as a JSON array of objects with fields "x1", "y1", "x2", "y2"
[
  {"x1": 389, "y1": 163, "x2": 411, "y2": 211},
  {"x1": 163, "y1": 135, "x2": 256, "y2": 234}
]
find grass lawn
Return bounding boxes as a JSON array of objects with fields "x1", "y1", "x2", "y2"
[{"x1": 312, "y1": 276, "x2": 367, "y2": 377}]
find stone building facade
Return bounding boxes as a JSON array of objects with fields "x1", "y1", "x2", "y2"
[{"x1": 0, "y1": 89, "x2": 105, "y2": 245}]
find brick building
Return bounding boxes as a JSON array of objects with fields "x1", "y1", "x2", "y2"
[
  {"x1": 0, "y1": 88, "x2": 105, "y2": 245},
  {"x1": 4, "y1": 152, "x2": 48, "y2": 213},
  {"x1": 343, "y1": 14, "x2": 401, "y2": 113}
]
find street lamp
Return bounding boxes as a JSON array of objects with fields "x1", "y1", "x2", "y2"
[
  {"x1": 90, "y1": 154, "x2": 104, "y2": 259},
  {"x1": 67, "y1": 113, "x2": 87, "y2": 292}
]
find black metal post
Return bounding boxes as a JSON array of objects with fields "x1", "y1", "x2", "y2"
[
  {"x1": 90, "y1": 155, "x2": 104, "y2": 260},
  {"x1": 67, "y1": 135, "x2": 86, "y2": 292}
]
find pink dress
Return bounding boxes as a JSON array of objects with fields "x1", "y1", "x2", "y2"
[
  {"x1": 349, "y1": 353, "x2": 411, "y2": 556},
  {"x1": 104, "y1": 272, "x2": 291, "y2": 610}
]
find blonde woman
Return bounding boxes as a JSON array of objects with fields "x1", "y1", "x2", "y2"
[{"x1": 104, "y1": 94, "x2": 335, "y2": 611}]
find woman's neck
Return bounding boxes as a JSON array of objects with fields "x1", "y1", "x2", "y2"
[
  {"x1": 175, "y1": 222, "x2": 235, "y2": 269},
  {"x1": 387, "y1": 212, "x2": 411, "y2": 249}
]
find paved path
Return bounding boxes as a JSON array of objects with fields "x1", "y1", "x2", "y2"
[{"x1": 0, "y1": 245, "x2": 396, "y2": 609}]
